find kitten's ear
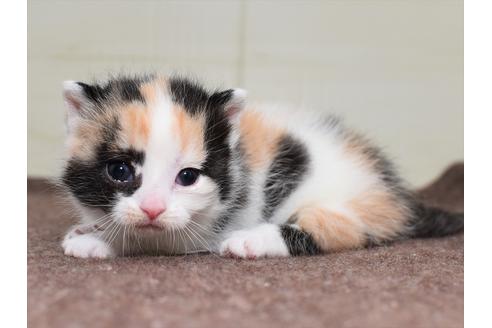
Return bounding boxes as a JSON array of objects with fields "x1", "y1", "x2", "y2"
[
  {"x1": 224, "y1": 89, "x2": 247, "y2": 119},
  {"x1": 62, "y1": 81, "x2": 91, "y2": 132},
  {"x1": 210, "y1": 88, "x2": 247, "y2": 120}
]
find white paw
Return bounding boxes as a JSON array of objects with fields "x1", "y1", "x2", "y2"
[
  {"x1": 62, "y1": 234, "x2": 114, "y2": 259},
  {"x1": 219, "y1": 224, "x2": 289, "y2": 259}
]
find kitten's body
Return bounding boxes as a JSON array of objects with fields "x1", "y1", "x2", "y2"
[{"x1": 60, "y1": 75, "x2": 463, "y2": 259}]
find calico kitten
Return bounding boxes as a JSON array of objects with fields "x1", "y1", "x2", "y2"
[{"x1": 60, "y1": 75, "x2": 463, "y2": 259}]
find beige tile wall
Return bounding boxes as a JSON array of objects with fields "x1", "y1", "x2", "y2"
[{"x1": 28, "y1": 0, "x2": 463, "y2": 186}]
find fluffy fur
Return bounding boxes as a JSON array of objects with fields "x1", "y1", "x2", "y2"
[{"x1": 59, "y1": 74, "x2": 463, "y2": 259}]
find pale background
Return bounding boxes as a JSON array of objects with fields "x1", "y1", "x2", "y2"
[{"x1": 28, "y1": 0, "x2": 463, "y2": 187}]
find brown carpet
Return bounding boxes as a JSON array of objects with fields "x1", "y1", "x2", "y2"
[{"x1": 27, "y1": 163, "x2": 464, "y2": 328}]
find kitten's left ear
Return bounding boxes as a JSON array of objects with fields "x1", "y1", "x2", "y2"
[{"x1": 210, "y1": 88, "x2": 247, "y2": 120}]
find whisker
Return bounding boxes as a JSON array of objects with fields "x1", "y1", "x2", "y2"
[
  {"x1": 182, "y1": 226, "x2": 199, "y2": 252},
  {"x1": 185, "y1": 226, "x2": 211, "y2": 254}
]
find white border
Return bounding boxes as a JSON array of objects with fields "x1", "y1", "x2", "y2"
[
  {"x1": 464, "y1": 1, "x2": 492, "y2": 327},
  {"x1": 0, "y1": 0, "x2": 27, "y2": 327}
]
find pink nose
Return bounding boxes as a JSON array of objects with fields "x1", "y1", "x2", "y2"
[{"x1": 140, "y1": 196, "x2": 166, "y2": 221}]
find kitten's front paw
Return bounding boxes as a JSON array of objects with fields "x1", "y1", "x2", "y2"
[
  {"x1": 62, "y1": 234, "x2": 114, "y2": 259},
  {"x1": 219, "y1": 224, "x2": 289, "y2": 259}
]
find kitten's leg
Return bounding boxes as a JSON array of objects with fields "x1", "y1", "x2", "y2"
[
  {"x1": 62, "y1": 225, "x2": 114, "y2": 259},
  {"x1": 219, "y1": 223, "x2": 323, "y2": 259},
  {"x1": 281, "y1": 207, "x2": 365, "y2": 256},
  {"x1": 220, "y1": 207, "x2": 367, "y2": 258}
]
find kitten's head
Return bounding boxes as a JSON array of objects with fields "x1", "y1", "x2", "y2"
[{"x1": 60, "y1": 75, "x2": 246, "y2": 234}]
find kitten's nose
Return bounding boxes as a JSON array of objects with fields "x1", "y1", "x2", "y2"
[{"x1": 140, "y1": 196, "x2": 166, "y2": 221}]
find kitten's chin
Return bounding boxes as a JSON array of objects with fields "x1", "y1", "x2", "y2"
[{"x1": 131, "y1": 219, "x2": 186, "y2": 234}]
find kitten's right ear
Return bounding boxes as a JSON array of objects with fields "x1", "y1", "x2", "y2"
[{"x1": 63, "y1": 81, "x2": 90, "y2": 132}]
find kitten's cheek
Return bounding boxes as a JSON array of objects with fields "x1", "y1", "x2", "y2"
[
  {"x1": 182, "y1": 179, "x2": 221, "y2": 211},
  {"x1": 165, "y1": 207, "x2": 191, "y2": 227},
  {"x1": 112, "y1": 197, "x2": 141, "y2": 225}
]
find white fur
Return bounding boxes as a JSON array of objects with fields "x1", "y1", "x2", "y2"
[
  {"x1": 225, "y1": 88, "x2": 247, "y2": 120},
  {"x1": 220, "y1": 224, "x2": 289, "y2": 258},
  {"x1": 63, "y1": 233, "x2": 114, "y2": 259},
  {"x1": 62, "y1": 81, "x2": 86, "y2": 133}
]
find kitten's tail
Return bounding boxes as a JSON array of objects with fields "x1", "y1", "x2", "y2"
[{"x1": 407, "y1": 203, "x2": 464, "y2": 238}]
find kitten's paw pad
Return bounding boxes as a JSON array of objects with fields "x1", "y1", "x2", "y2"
[
  {"x1": 62, "y1": 234, "x2": 114, "y2": 259},
  {"x1": 219, "y1": 225, "x2": 289, "y2": 259}
]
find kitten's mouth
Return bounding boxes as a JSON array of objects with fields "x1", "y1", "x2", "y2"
[{"x1": 134, "y1": 223, "x2": 165, "y2": 231}]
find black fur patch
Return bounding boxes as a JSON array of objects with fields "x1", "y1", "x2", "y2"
[
  {"x1": 77, "y1": 76, "x2": 148, "y2": 108},
  {"x1": 280, "y1": 225, "x2": 321, "y2": 256},
  {"x1": 213, "y1": 181, "x2": 249, "y2": 232},
  {"x1": 77, "y1": 82, "x2": 109, "y2": 106},
  {"x1": 62, "y1": 118, "x2": 144, "y2": 211},
  {"x1": 262, "y1": 135, "x2": 310, "y2": 219},
  {"x1": 201, "y1": 101, "x2": 233, "y2": 201},
  {"x1": 212, "y1": 144, "x2": 251, "y2": 232},
  {"x1": 117, "y1": 78, "x2": 146, "y2": 103},
  {"x1": 409, "y1": 204, "x2": 464, "y2": 238},
  {"x1": 168, "y1": 77, "x2": 210, "y2": 116}
]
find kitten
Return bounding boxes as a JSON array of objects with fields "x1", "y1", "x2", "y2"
[{"x1": 59, "y1": 75, "x2": 463, "y2": 259}]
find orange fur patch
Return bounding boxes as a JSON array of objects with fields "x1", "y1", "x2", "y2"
[
  {"x1": 120, "y1": 104, "x2": 151, "y2": 150},
  {"x1": 296, "y1": 207, "x2": 365, "y2": 251},
  {"x1": 349, "y1": 189, "x2": 408, "y2": 242},
  {"x1": 239, "y1": 111, "x2": 284, "y2": 169},
  {"x1": 139, "y1": 77, "x2": 167, "y2": 105},
  {"x1": 66, "y1": 112, "x2": 116, "y2": 159},
  {"x1": 66, "y1": 122, "x2": 101, "y2": 160},
  {"x1": 173, "y1": 105, "x2": 206, "y2": 156}
]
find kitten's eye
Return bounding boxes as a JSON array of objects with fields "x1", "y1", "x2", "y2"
[
  {"x1": 176, "y1": 168, "x2": 200, "y2": 186},
  {"x1": 107, "y1": 161, "x2": 134, "y2": 183}
]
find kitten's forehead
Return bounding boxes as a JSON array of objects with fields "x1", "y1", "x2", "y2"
[
  {"x1": 130, "y1": 78, "x2": 207, "y2": 162},
  {"x1": 119, "y1": 78, "x2": 205, "y2": 152},
  {"x1": 67, "y1": 76, "x2": 208, "y2": 163}
]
